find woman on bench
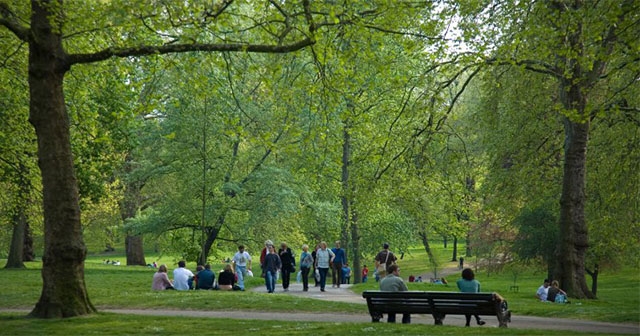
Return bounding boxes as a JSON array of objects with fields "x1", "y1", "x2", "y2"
[{"x1": 456, "y1": 268, "x2": 486, "y2": 327}]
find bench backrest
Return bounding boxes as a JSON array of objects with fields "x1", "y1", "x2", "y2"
[{"x1": 362, "y1": 291, "x2": 499, "y2": 315}]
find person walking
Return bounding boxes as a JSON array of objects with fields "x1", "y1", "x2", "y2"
[
  {"x1": 374, "y1": 243, "x2": 397, "y2": 279},
  {"x1": 299, "y1": 244, "x2": 314, "y2": 291},
  {"x1": 362, "y1": 264, "x2": 369, "y2": 283},
  {"x1": 232, "y1": 245, "x2": 252, "y2": 290},
  {"x1": 379, "y1": 264, "x2": 411, "y2": 324},
  {"x1": 331, "y1": 241, "x2": 347, "y2": 288},
  {"x1": 260, "y1": 240, "x2": 274, "y2": 277},
  {"x1": 278, "y1": 242, "x2": 295, "y2": 292},
  {"x1": 456, "y1": 268, "x2": 486, "y2": 327},
  {"x1": 314, "y1": 241, "x2": 335, "y2": 292},
  {"x1": 263, "y1": 245, "x2": 281, "y2": 293},
  {"x1": 311, "y1": 243, "x2": 320, "y2": 287}
]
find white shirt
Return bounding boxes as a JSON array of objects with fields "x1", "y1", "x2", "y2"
[
  {"x1": 537, "y1": 285, "x2": 549, "y2": 301},
  {"x1": 173, "y1": 267, "x2": 194, "y2": 290},
  {"x1": 233, "y1": 251, "x2": 251, "y2": 267}
]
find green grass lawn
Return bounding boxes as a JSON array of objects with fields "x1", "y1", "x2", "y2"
[
  {"x1": 0, "y1": 246, "x2": 637, "y2": 335},
  {"x1": 0, "y1": 312, "x2": 611, "y2": 336}
]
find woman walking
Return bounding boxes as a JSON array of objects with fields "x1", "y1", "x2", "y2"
[
  {"x1": 299, "y1": 244, "x2": 314, "y2": 291},
  {"x1": 314, "y1": 241, "x2": 335, "y2": 292},
  {"x1": 263, "y1": 245, "x2": 281, "y2": 293}
]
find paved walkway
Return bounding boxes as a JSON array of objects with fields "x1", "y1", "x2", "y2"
[{"x1": 244, "y1": 282, "x2": 639, "y2": 334}]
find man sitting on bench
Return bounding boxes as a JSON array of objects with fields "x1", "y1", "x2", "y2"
[{"x1": 379, "y1": 264, "x2": 410, "y2": 324}]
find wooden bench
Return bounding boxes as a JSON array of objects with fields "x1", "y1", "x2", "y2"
[{"x1": 362, "y1": 291, "x2": 511, "y2": 327}]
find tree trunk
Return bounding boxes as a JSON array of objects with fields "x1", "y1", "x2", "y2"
[
  {"x1": 586, "y1": 264, "x2": 599, "y2": 296},
  {"x1": 451, "y1": 237, "x2": 458, "y2": 262},
  {"x1": 125, "y1": 235, "x2": 146, "y2": 266},
  {"x1": 198, "y1": 219, "x2": 223, "y2": 265},
  {"x1": 7, "y1": 164, "x2": 31, "y2": 268},
  {"x1": 419, "y1": 231, "x2": 438, "y2": 277},
  {"x1": 350, "y1": 199, "x2": 361, "y2": 284},
  {"x1": 340, "y1": 125, "x2": 351, "y2": 245},
  {"x1": 121, "y1": 154, "x2": 146, "y2": 266},
  {"x1": 552, "y1": 19, "x2": 595, "y2": 297},
  {"x1": 28, "y1": 1, "x2": 94, "y2": 318},
  {"x1": 5, "y1": 212, "x2": 26, "y2": 269},
  {"x1": 465, "y1": 233, "x2": 472, "y2": 258},
  {"x1": 23, "y1": 221, "x2": 35, "y2": 262},
  {"x1": 555, "y1": 116, "x2": 594, "y2": 299}
]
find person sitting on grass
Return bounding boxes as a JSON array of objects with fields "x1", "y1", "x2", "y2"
[
  {"x1": 547, "y1": 280, "x2": 569, "y2": 303},
  {"x1": 197, "y1": 264, "x2": 216, "y2": 290},
  {"x1": 152, "y1": 264, "x2": 174, "y2": 290},
  {"x1": 218, "y1": 264, "x2": 238, "y2": 291},
  {"x1": 173, "y1": 260, "x2": 194, "y2": 290}
]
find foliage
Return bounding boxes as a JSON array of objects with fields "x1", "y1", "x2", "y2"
[{"x1": 511, "y1": 206, "x2": 558, "y2": 274}]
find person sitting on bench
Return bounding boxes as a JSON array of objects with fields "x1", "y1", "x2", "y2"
[{"x1": 379, "y1": 264, "x2": 410, "y2": 324}]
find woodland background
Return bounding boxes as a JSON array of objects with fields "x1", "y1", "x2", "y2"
[{"x1": 0, "y1": 0, "x2": 638, "y2": 318}]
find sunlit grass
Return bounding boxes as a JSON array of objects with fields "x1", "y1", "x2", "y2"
[
  {"x1": 0, "y1": 312, "x2": 608, "y2": 336},
  {"x1": 1, "y1": 244, "x2": 638, "y2": 325}
]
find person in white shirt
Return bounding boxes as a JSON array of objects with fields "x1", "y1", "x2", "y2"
[
  {"x1": 173, "y1": 260, "x2": 194, "y2": 290},
  {"x1": 232, "y1": 245, "x2": 252, "y2": 290},
  {"x1": 536, "y1": 279, "x2": 550, "y2": 301}
]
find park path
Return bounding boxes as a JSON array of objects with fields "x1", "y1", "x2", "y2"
[
  {"x1": 242, "y1": 282, "x2": 638, "y2": 334},
  {"x1": 2, "y1": 264, "x2": 638, "y2": 334}
]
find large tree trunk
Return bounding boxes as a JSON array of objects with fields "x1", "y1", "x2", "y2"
[
  {"x1": 555, "y1": 116, "x2": 594, "y2": 299},
  {"x1": 551, "y1": 9, "x2": 596, "y2": 299},
  {"x1": 28, "y1": 1, "x2": 95, "y2": 318}
]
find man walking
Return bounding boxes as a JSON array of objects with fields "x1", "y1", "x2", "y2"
[
  {"x1": 232, "y1": 245, "x2": 252, "y2": 290},
  {"x1": 375, "y1": 243, "x2": 397, "y2": 279},
  {"x1": 331, "y1": 241, "x2": 346, "y2": 288}
]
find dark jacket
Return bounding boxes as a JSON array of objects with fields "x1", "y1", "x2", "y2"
[{"x1": 197, "y1": 269, "x2": 215, "y2": 289}]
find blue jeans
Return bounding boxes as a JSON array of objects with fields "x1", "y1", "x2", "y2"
[
  {"x1": 236, "y1": 265, "x2": 246, "y2": 289},
  {"x1": 319, "y1": 267, "x2": 329, "y2": 290},
  {"x1": 265, "y1": 270, "x2": 277, "y2": 293}
]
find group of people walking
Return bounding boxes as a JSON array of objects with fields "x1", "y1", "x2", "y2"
[{"x1": 259, "y1": 240, "x2": 349, "y2": 293}]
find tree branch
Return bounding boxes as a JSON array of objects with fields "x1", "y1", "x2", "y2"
[
  {"x1": 485, "y1": 57, "x2": 560, "y2": 78},
  {"x1": 0, "y1": 2, "x2": 29, "y2": 41},
  {"x1": 67, "y1": 38, "x2": 315, "y2": 65}
]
